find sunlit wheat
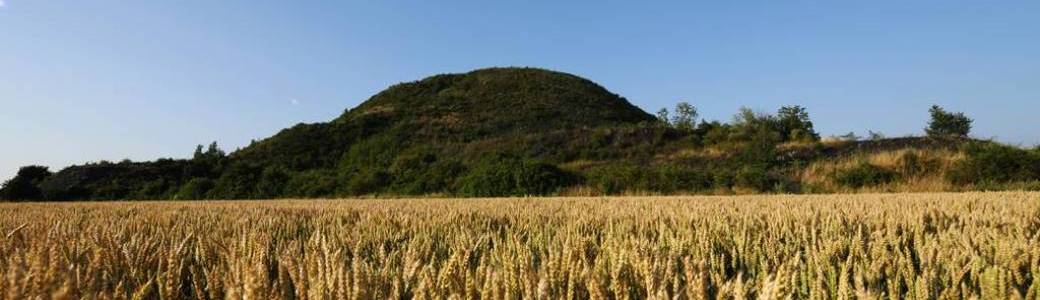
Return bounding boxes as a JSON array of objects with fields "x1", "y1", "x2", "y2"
[{"x1": 1, "y1": 192, "x2": 1038, "y2": 299}]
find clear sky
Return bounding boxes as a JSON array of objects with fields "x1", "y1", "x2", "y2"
[{"x1": 1, "y1": 1, "x2": 1038, "y2": 179}]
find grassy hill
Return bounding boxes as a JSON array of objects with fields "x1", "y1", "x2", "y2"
[
  {"x1": 231, "y1": 67, "x2": 655, "y2": 172},
  {"x1": 3, "y1": 67, "x2": 1039, "y2": 201}
]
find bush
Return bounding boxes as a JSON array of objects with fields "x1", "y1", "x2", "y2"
[
  {"x1": 209, "y1": 162, "x2": 264, "y2": 199},
  {"x1": 833, "y1": 163, "x2": 897, "y2": 188},
  {"x1": 345, "y1": 169, "x2": 390, "y2": 196},
  {"x1": 734, "y1": 166, "x2": 776, "y2": 192},
  {"x1": 175, "y1": 178, "x2": 215, "y2": 200},
  {"x1": 584, "y1": 164, "x2": 642, "y2": 195},
  {"x1": 777, "y1": 105, "x2": 819, "y2": 142},
  {"x1": 699, "y1": 121, "x2": 731, "y2": 146},
  {"x1": 712, "y1": 171, "x2": 735, "y2": 190},
  {"x1": 388, "y1": 148, "x2": 465, "y2": 195},
  {"x1": 131, "y1": 179, "x2": 176, "y2": 200},
  {"x1": 457, "y1": 157, "x2": 572, "y2": 197},
  {"x1": 897, "y1": 152, "x2": 940, "y2": 178},
  {"x1": 947, "y1": 143, "x2": 1040, "y2": 185},
  {"x1": 653, "y1": 165, "x2": 713, "y2": 193},
  {"x1": 257, "y1": 167, "x2": 290, "y2": 199},
  {"x1": 732, "y1": 131, "x2": 779, "y2": 169},
  {"x1": 285, "y1": 170, "x2": 340, "y2": 198}
]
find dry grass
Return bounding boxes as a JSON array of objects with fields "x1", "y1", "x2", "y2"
[
  {"x1": 2, "y1": 193, "x2": 1039, "y2": 299},
  {"x1": 801, "y1": 148, "x2": 966, "y2": 193}
]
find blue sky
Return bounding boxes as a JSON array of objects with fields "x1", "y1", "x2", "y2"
[{"x1": 1, "y1": 1, "x2": 1038, "y2": 179}]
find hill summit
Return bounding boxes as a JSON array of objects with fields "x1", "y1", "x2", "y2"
[
  {"x1": 336, "y1": 67, "x2": 655, "y2": 138},
  {"x1": 230, "y1": 67, "x2": 655, "y2": 172}
]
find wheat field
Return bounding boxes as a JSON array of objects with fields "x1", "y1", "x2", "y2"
[{"x1": 1, "y1": 193, "x2": 1038, "y2": 299}]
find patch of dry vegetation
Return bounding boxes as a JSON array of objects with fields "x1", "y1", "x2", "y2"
[
  {"x1": 801, "y1": 148, "x2": 966, "y2": 193},
  {"x1": 1, "y1": 193, "x2": 1038, "y2": 299}
]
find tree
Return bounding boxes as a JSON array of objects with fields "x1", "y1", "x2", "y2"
[
  {"x1": 839, "y1": 132, "x2": 861, "y2": 141},
  {"x1": 209, "y1": 162, "x2": 264, "y2": 199},
  {"x1": 776, "y1": 105, "x2": 819, "y2": 142},
  {"x1": 175, "y1": 178, "x2": 215, "y2": 200},
  {"x1": 672, "y1": 102, "x2": 698, "y2": 131},
  {"x1": 0, "y1": 166, "x2": 52, "y2": 201},
  {"x1": 656, "y1": 108, "x2": 670, "y2": 126},
  {"x1": 257, "y1": 167, "x2": 290, "y2": 198},
  {"x1": 926, "y1": 105, "x2": 972, "y2": 138},
  {"x1": 190, "y1": 142, "x2": 226, "y2": 178},
  {"x1": 868, "y1": 130, "x2": 885, "y2": 141},
  {"x1": 194, "y1": 142, "x2": 226, "y2": 161},
  {"x1": 730, "y1": 107, "x2": 780, "y2": 143}
]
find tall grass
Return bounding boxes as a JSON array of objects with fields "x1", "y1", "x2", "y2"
[
  {"x1": 1, "y1": 193, "x2": 1038, "y2": 299},
  {"x1": 801, "y1": 148, "x2": 965, "y2": 193}
]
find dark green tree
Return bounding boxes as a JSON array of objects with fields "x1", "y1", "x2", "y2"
[
  {"x1": 175, "y1": 178, "x2": 215, "y2": 200},
  {"x1": 188, "y1": 142, "x2": 227, "y2": 178},
  {"x1": 257, "y1": 167, "x2": 290, "y2": 198},
  {"x1": 0, "y1": 166, "x2": 52, "y2": 201},
  {"x1": 926, "y1": 105, "x2": 972, "y2": 138},
  {"x1": 209, "y1": 162, "x2": 264, "y2": 199},
  {"x1": 777, "y1": 105, "x2": 819, "y2": 142},
  {"x1": 345, "y1": 169, "x2": 390, "y2": 196},
  {"x1": 193, "y1": 142, "x2": 226, "y2": 161}
]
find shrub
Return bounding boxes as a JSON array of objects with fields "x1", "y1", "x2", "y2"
[
  {"x1": 388, "y1": 148, "x2": 465, "y2": 195},
  {"x1": 457, "y1": 158, "x2": 572, "y2": 197},
  {"x1": 947, "y1": 143, "x2": 1040, "y2": 185},
  {"x1": 729, "y1": 108, "x2": 780, "y2": 143},
  {"x1": 712, "y1": 171, "x2": 735, "y2": 190},
  {"x1": 345, "y1": 169, "x2": 390, "y2": 196},
  {"x1": 734, "y1": 166, "x2": 776, "y2": 192},
  {"x1": 652, "y1": 165, "x2": 713, "y2": 193},
  {"x1": 584, "y1": 163, "x2": 642, "y2": 195},
  {"x1": 256, "y1": 167, "x2": 290, "y2": 199},
  {"x1": 700, "y1": 121, "x2": 731, "y2": 146},
  {"x1": 732, "y1": 130, "x2": 779, "y2": 169},
  {"x1": 176, "y1": 178, "x2": 215, "y2": 200},
  {"x1": 513, "y1": 163, "x2": 573, "y2": 196},
  {"x1": 671, "y1": 102, "x2": 698, "y2": 131},
  {"x1": 897, "y1": 151, "x2": 940, "y2": 178},
  {"x1": 777, "y1": 105, "x2": 819, "y2": 142},
  {"x1": 131, "y1": 179, "x2": 175, "y2": 200},
  {"x1": 285, "y1": 170, "x2": 339, "y2": 198},
  {"x1": 209, "y1": 162, "x2": 264, "y2": 199},
  {"x1": 833, "y1": 163, "x2": 897, "y2": 188}
]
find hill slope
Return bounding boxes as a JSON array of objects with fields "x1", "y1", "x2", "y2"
[
  {"x1": 231, "y1": 67, "x2": 655, "y2": 171},
  {"x1": 18, "y1": 68, "x2": 669, "y2": 200},
  {"x1": 337, "y1": 67, "x2": 655, "y2": 137},
  {"x1": 3, "y1": 67, "x2": 1036, "y2": 201}
]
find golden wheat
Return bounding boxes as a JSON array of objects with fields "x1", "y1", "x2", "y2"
[{"x1": 1, "y1": 192, "x2": 1038, "y2": 299}]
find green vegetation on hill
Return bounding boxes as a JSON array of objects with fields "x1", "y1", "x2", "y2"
[{"x1": 2, "y1": 67, "x2": 1038, "y2": 201}]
